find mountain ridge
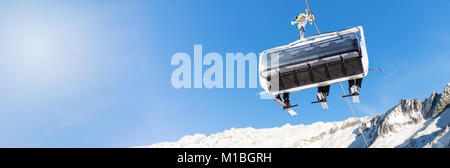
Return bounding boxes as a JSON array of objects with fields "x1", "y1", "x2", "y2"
[{"x1": 138, "y1": 83, "x2": 450, "y2": 148}]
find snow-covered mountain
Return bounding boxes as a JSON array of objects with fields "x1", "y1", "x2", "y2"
[{"x1": 139, "y1": 83, "x2": 450, "y2": 148}]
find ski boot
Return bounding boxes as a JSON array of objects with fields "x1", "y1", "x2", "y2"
[
  {"x1": 312, "y1": 85, "x2": 330, "y2": 109},
  {"x1": 343, "y1": 78, "x2": 362, "y2": 103}
]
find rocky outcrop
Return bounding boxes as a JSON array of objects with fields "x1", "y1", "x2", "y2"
[
  {"x1": 422, "y1": 92, "x2": 439, "y2": 119},
  {"x1": 422, "y1": 83, "x2": 450, "y2": 119},
  {"x1": 361, "y1": 83, "x2": 450, "y2": 146},
  {"x1": 434, "y1": 83, "x2": 450, "y2": 117}
]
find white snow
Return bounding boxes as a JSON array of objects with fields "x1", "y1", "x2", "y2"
[
  {"x1": 136, "y1": 117, "x2": 371, "y2": 148},
  {"x1": 137, "y1": 110, "x2": 448, "y2": 148}
]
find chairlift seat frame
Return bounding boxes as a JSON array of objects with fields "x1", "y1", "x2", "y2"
[{"x1": 259, "y1": 26, "x2": 369, "y2": 95}]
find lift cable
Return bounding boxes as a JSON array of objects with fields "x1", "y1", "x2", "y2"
[
  {"x1": 304, "y1": 0, "x2": 320, "y2": 34},
  {"x1": 338, "y1": 83, "x2": 370, "y2": 148},
  {"x1": 304, "y1": 0, "x2": 370, "y2": 148}
]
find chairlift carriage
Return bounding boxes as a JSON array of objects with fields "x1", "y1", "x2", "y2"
[{"x1": 258, "y1": 1, "x2": 370, "y2": 115}]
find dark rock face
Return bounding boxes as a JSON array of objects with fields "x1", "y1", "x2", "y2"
[
  {"x1": 434, "y1": 83, "x2": 450, "y2": 117},
  {"x1": 361, "y1": 83, "x2": 450, "y2": 146},
  {"x1": 422, "y1": 83, "x2": 450, "y2": 119},
  {"x1": 422, "y1": 92, "x2": 439, "y2": 119}
]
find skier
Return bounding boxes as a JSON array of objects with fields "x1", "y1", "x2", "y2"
[
  {"x1": 291, "y1": 9, "x2": 314, "y2": 39},
  {"x1": 316, "y1": 85, "x2": 330, "y2": 102},
  {"x1": 276, "y1": 93, "x2": 291, "y2": 108},
  {"x1": 275, "y1": 9, "x2": 315, "y2": 109},
  {"x1": 274, "y1": 9, "x2": 315, "y2": 109}
]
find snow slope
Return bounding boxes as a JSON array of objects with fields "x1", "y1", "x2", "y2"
[{"x1": 138, "y1": 83, "x2": 450, "y2": 148}]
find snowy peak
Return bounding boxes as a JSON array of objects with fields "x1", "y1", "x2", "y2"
[
  {"x1": 422, "y1": 83, "x2": 450, "y2": 119},
  {"x1": 433, "y1": 83, "x2": 450, "y2": 117},
  {"x1": 140, "y1": 83, "x2": 450, "y2": 148},
  {"x1": 360, "y1": 83, "x2": 450, "y2": 147},
  {"x1": 422, "y1": 92, "x2": 439, "y2": 119},
  {"x1": 381, "y1": 99, "x2": 423, "y2": 133},
  {"x1": 139, "y1": 117, "x2": 371, "y2": 148}
]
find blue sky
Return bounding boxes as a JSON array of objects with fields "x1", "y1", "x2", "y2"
[{"x1": 0, "y1": 0, "x2": 449, "y2": 147}]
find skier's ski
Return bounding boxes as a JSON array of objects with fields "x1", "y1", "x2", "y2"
[
  {"x1": 283, "y1": 104, "x2": 299, "y2": 110},
  {"x1": 311, "y1": 100, "x2": 329, "y2": 109},
  {"x1": 321, "y1": 102, "x2": 329, "y2": 109},
  {"x1": 342, "y1": 94, "x2": 360, "y2": 103},
  {"x1": 286, "y1": 108, "x2": 297, "y2": 116},
  {"x1": 342, "y1": 94, "x2": 358, "y2": 98},
  {"x1": 274, "y1": 98, "x2": 298, "y2": 116},
  {"x1": 352, "y1": 96, "x2": 360, "y2": 103}
]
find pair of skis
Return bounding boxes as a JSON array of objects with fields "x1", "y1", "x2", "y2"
[
  {"x1": 343, "y1": 94, "x2": 360, "y2": 103},
  {"x1": 311, "y1": 100, "x2": 329, "y2": 109},
  {"x1": 275, "y1": 94, "x2": 359, "y2": 116},
  {"x1": 274, "y1": 98, "x2": 298, "y2": 116}
]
